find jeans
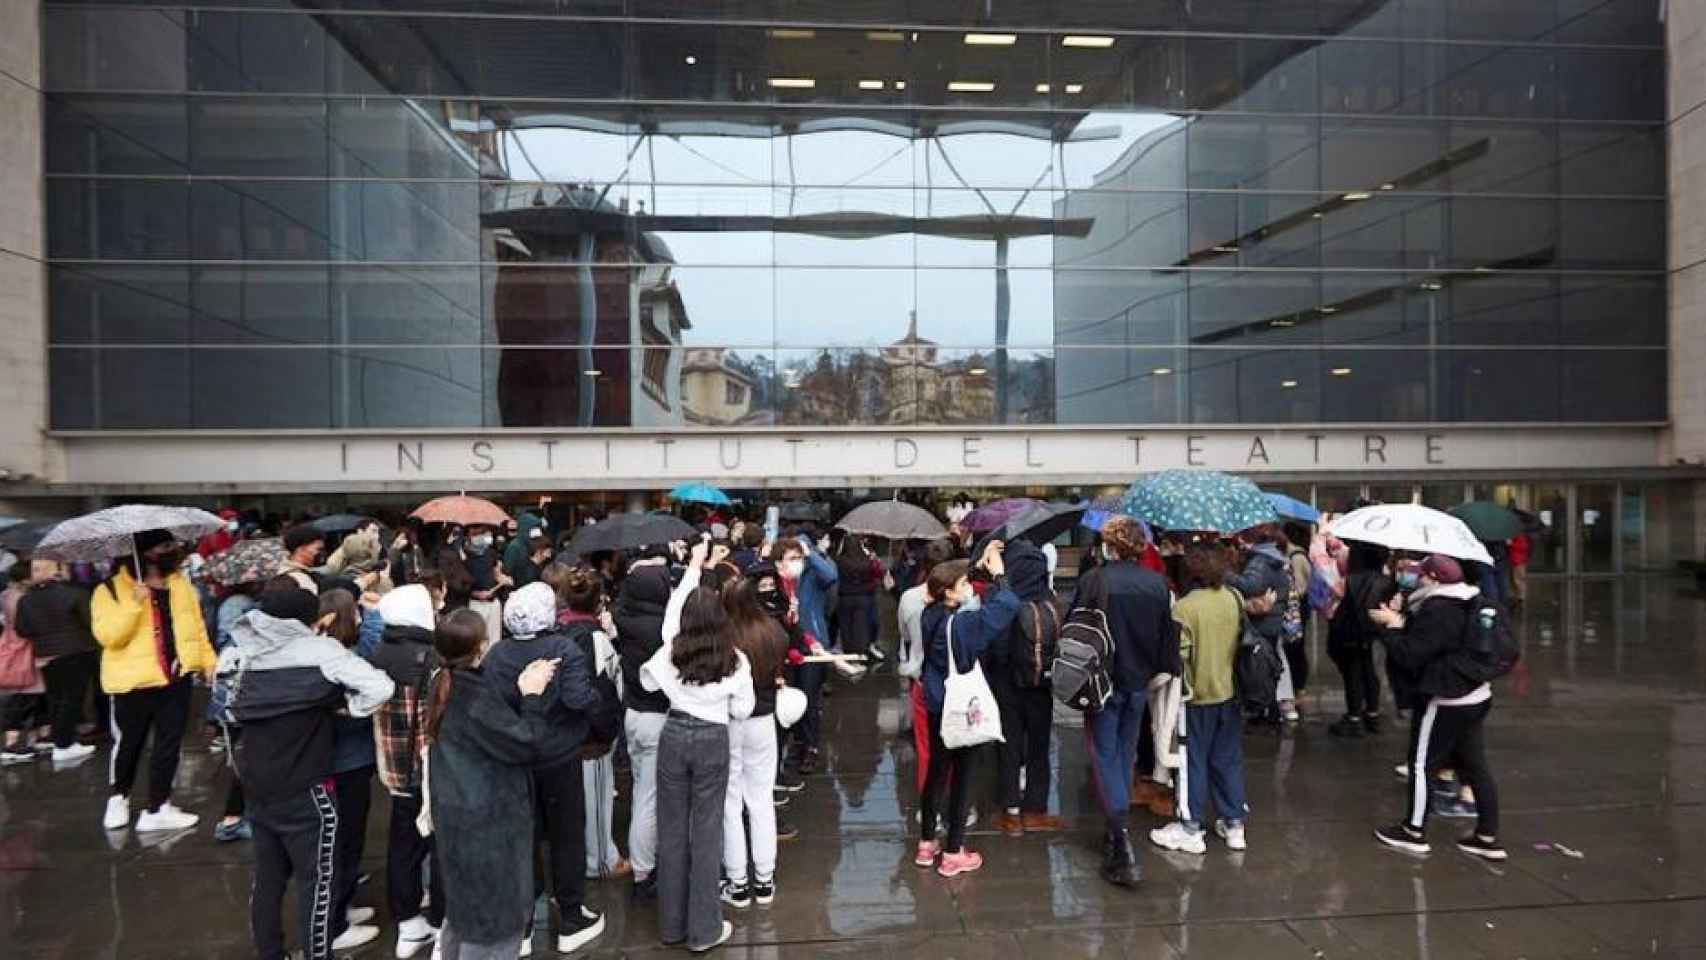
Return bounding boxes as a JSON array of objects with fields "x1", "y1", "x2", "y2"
[
  {"x1": 531, "y1": 760, "x2": 589, "y2": 926},
  {"x1": 109, "y1": 678, "x2": 193, "y2": 811},
  {"x1": 385, "y1": 791, "x2": 444, "y2": 928},
  {"x1": 41, "y1": 650, "x2": 96, "y2": 748},
  {"x1": 919, "y1": 710, "x2": 972, "y2": 853},
  {"x1": 1085, "y1": 688, "x2": 1145, "y2": 830},
  {"x1": 723, "y1": 714, "x2": 779, "y2": 885},
  {"x1": 250, "y1": 783, "x2": 339, "y2": 960},
  {"x1": 655, "y1": 713, "x2": 731, "y2": 950},
  {"x1": 1177, "y1": 701, "x2": 1248, "y2": 830},
  {"x1": 330, "y1": 766, "x2": 374, "y2": 932},
  {"x1": 438, "y1": 922, "x2": 520, "y2": 960},
  {"x1": 1406, "y1": 699, "x2": 1500, "y2": 837},
  {"x1": 995, "y1": 683, "x2": 1052, "y2": 813},
  {"x1": 624, "y1": 709, "x2": 667, "y2": 879}
]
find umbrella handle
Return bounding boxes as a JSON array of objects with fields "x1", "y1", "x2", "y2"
[{"x1": 132, "y1": 534, "x2": 142, "y2": 581}]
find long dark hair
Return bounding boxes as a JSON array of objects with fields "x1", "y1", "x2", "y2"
[
  {"x1": 671, "y1": 586, "x2": 740, "y2": 685},
  {"x1": 721, "y1": 578, "x2": 787, "y2": 688},
  {"x1": 424, "y1": 609, "x2": 486, "y2": 742},
  {"x1": 318, "y1": 590, "x2": 361, "y2": 648}
]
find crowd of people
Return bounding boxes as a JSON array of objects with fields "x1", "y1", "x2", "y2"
[{"x1": 0, "y1": 496, "x2": 1522, "y2": 959}]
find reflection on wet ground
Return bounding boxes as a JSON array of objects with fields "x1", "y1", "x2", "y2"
[{"x1": 4, "y1": 576, "x2": 1705, "y2": 959}]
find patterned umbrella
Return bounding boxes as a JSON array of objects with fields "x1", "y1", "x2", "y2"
[
  {"x1": 836, "y1": 501, "x2": 946, "y2": 540},
  {"x1": 668, "y1": 482, "x2": 732, "y2": 507},
  {"x1": 34, "y1": 504, "x2": 225, "y2": 563},
  {"x1": 961, "y1": 497, "x2": 1044, "y2": 534},
  {"x1": 1329, "y1": 503, "x2": 1495, "y2": 565},
  {"x1": 411, "y1": 495, "x2": 510, "y2": 528},
  {"x1": 1118, "y1": 470, "x2": 1278, "y2": 534},
  {"x1": 204, "y1": 538, "x2": 290, "y2": 587},
  {"x1": 1264, "y1": 492, "x2": 1321, "y2": 524}
]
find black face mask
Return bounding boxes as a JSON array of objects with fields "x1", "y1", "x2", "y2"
[
  {"x1": 757, "y1": 588, "x2": 788, "y2": 618},
  {"x1": 150, "y1": 548, "x2": 184, "y2": 575}
]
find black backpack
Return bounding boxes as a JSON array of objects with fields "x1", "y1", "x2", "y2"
[
  {"x1": 1011, "y1": 596, "x2": 1061, "y2": 690},
  {"x1": 1052, "y1": 570, "x2": 1115, "y2": 712},
  {"x1": 1231, "y1": 589, "x2": 1285, "y2": 714},
  {"x1": 1456, "y1": 596, "x2": 1519, "y2": 683},
  {"x1": 560, "y1": 621, "x2": 623, "y2": 746}
]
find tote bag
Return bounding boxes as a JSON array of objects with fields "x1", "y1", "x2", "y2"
[{"x1": 940, "y1": 615, "x2": 1004, "y2": 749}]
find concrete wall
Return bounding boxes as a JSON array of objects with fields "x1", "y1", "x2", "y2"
[
  {"x1": 0, "y1": 0, "x2": 56, "y2": 485},
  {"x1": 1667, "y1": 1, "x2": 1706, "y2": 557}
]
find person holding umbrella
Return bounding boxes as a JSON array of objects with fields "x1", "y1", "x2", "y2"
[{"x1": 93, "y1": 528, "x2": 218, "y2": 832}]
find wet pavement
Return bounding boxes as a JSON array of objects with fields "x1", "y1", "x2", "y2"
[{"x1": 4, "y1": 575, "x2": 1706, "y2": 959}]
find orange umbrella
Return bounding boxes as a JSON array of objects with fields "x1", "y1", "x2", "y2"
[{"x1": 411, "y1": 495, "x2": 511, "y2": 528}]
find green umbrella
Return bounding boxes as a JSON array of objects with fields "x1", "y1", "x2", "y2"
[
  {"x1": 1449, "y1": 501, "x2": 1523, "y2": 541},
  {"x1": 1119, "y1": 470, "x2": 1278, "y2": 534}
]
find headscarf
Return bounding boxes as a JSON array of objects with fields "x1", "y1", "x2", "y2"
[{"x1": 503, "y1": 582, "x2": 557, "y2": 639}]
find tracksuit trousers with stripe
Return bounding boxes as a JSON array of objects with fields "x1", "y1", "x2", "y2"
[
  {"x1": 1404, "y1": 698, "x2": 1499, "y2": 838},
  {"x1": 250, "y1": 783, "x2": 340, "y2": 960}
]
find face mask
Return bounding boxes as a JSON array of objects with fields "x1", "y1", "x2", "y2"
[
  {"x1": 782, "y1": 559, "x2": 804, "y2": 580},
  {"x1": 816, "y1": 537, "x2": 830, "y2": 553},
  {"x1": 150, "y1": 548, "x2": 184, "y2": 575},
  {"x1": 1396, "y1": 571, "x2": 1420, "y2": 590},
  {"x1": 758, "y1": 589, "x2": 788, "y2": 617},
  {"x1": 469, "y1": 534, "x2": 493, "y2": 553},
  {"x1": 225, "y1": 520, "x2": 239, "y2": 533}
]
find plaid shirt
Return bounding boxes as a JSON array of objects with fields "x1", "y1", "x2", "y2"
[{"x1": 374, "y1": 684, "x2": 427, "y2": 795}]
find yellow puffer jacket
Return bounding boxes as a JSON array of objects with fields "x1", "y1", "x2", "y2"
[{"x1": 91, "y1": 568, "x2": 215, "y2": 694}]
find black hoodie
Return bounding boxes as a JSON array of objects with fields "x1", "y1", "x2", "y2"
[
  {"x1": 613, "y1": 563, "x2": 671, "y2": 714},
  {"x1": 983, "y1": 540, "x2": 1052, "y2": 681}
]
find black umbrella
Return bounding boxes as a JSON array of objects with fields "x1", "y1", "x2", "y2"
[
  {"x1": 312, "y1": 513, "x2": 375, "y2": 536},
  {"x1": 569, "y1": 513, "x2": 697, "y2": 556},
  {"x1": 778, "y1": 501, "x2": 825, "y2": 522},
  {"x1": 999, "y1": 502, "x2": 1088, "y2": 546},
  {"x1": 0, "y1": 519, "x2": 64, "y2": 553}
]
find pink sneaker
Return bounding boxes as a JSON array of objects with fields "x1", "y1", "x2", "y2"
[
  {"x1": 936, "y1": 849, "x2": 983, "y2": 878},
  {"x1": 913, "y1": 840, "x2": 940, "y2": 868}
]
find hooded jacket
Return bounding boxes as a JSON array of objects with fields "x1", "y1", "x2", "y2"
[
  {"x1": 482, "y1": 627, "x2": 600, "y2": 770},
  {"x1": 369, "y1": 585, "x2": 440, "y2": 793},
  {"x1": 502, "y1": 511, "x2": 547, "y2": 581},
  {"x1": 919, "y1": 579, "x2": 1020, "y2": 715},
  {"x1": 613, "y1": 562, "x2": 672, "y2": 714},
  {"x1": 984, "y1": 541, "x2": 1052, "y2": 682},
  {"x1": 1384, "y1": 581, "x2": 1485, "y2": 702},
  {"x1": 14, "y1": 579, "x2": 95, "y2": 660},
  {"x1": 92, "y1": 568, "x2": 216, "y2": 694},
  {"x1": 1073, "y1": 558, "x2": 1177, "y2": 693},
  {"x1": 1226, "y1": 543, "x2": 1292, "y2": 641},
  {"x1": 215, "y1": 609, "x2": 394, "y2": 803}
]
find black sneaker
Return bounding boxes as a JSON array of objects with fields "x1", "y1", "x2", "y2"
[
  {"x1": 776, "y1": 819, "x2": 800, "y2": 841},
  {"x1": 1456, "y1": 834, "x2": 1508, "y2": 861},
  {"x1": 775, "y1": 770, "x2": 805, "y2": 793},
  {"x1": 1328, "y1": 717, "x2": 1365, "y2": 739},
  {"x1": 1362, "y1": 714, "x2": 1383, "y2": 735},
  {"x1": 556, "y1": 905, "x2": 605, "y2": 954},
  {"x1": 799, "y1": 749, "x2": 819, "y2": 775},
  {"x1": 772, "y1": 789, "x2": 790, "y2": 809},
  {"x1": 1375, "y1": 823, "x2": 1431, "y2": 855},
  {"x1": 0, "y1": 746, "x2": 37, "y2": 765},
  {"x1": 719, "y1": 878, "x2": 751, "y2": 909},
  {"x1": 867, "y1": 645, "x2": 887, "y2": 663},
  {"x1": 631, "y1": 875, "x2": 658, "y2": 901},
  {"x1": 751, "y1": 877, "x2": 775, "y2": 905}
]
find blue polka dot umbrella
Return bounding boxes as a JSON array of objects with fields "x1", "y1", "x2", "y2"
[{"x1": 1118, "y1": 470, "x2": 1280, "y2": 535}]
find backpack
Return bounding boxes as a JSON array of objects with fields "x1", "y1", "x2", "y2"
[
  {"x1": 1011, "y1": 596, "x2": 1061, "y2": 690},
  {"x1": 1456, "y1": 597, "x2": 1519, "y2": 683},
  {"x1": 1306, "y1": 564, "x2": 1336, "y2": 613},
  {"x1": 560, "y1": 620, "x2": 623, "y2": 747},
  {"x1": 1231, "y1": 589, "x2": 1285, "y2": 714},
  {"x1": 1051, "y1": 570, "x2": 1115, "y2": 712},
  {"x1": 1280, "y1": 580, "x2": 1304, "y2": 642}
]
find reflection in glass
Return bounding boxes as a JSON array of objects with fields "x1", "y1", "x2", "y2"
[
  {"x1": 46, "y1": 95, "x2": 189, "y2": 175},
  {"x1": 50, "y1": 265, "x2": 191, "y2": 345}
]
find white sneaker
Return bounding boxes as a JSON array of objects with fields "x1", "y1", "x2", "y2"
[
  {"x1": 1149, "y1": 821, "x2": 1207, "y2": 855},
  {"x1": 103, "y1": 795, "x2": 131, "y2": 830},
  {"x1": 53, "y1": 743, "x2": 96, "y2": 763},
  {"x1": 518, "y1": 936, "x2": 533, "y2": 957},
  {"x1": 332, "y1": 923, "x2": 379, "y2": 951},
  {"x1": 394, "y1": 917, "x2": 438, "y2": 959},
  {"x1": 347, "y1": 907, "x2": 375, "y2": 925},
  {"x1": 135, "y1": 803, "x2": 199, "y2": 832},
  {"x1": 1214, "y1": 820, "x2": 1248, "y2": 851},
  {"x1": 690, "y1": 920, "x2": 734, "y2": 953},
  {"x1": 557, "y1": 905, "x2": 605, "y2": 953}
]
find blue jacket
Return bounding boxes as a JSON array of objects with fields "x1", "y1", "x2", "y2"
[
  {"x1": 1227, "y1": 543, "x2": 1291, "y2": 641},
  {"x1": 794, "y1": 544, "x2": 839, "y2": 648},
  {"x1": 481, "y1": 627, "x2": 601, "y2": 771},
  {"x1": 918, "y1": 582, "x2": 1020, "y2": 715},
  {"x1": 332, "y1": 608, "x2": 387, "y2": 774}
]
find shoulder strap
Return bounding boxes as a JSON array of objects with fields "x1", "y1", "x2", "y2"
[{"x1": 945, "y1": 614, "x2": 958, "y2": 675}]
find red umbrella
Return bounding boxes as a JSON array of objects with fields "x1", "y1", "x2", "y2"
[{"x1": 411, "y1": 495, "x2": 510, "y2": 528}]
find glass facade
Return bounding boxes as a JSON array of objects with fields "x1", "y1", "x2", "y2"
[{"x1": 41, "y1": 0, "x2": 1666, "y2": 429}]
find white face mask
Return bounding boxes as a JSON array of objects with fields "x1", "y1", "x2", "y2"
[
  {"x1": 816, "y1": 537, "x2": 830, "y2": 553},
  {"x1": 225, "y1": 520, "x2": 239, "y2": 533},
  {"x1": 782, "y1": 559, "x2": 804, "y2": 580},
  {"x1": 1101, "y1": 544, "x2": 1115, "y2": 561},
  {"x1": 469, "y1": 534, "x2": 493, "y2": 552}
]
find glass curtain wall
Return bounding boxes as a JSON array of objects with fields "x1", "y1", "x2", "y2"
[{"x1": 42, "y1": 1, "x2": 1666, "y2": 429}]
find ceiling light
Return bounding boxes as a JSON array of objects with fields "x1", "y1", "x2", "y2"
[
  {"x1": 1062, "y1": 35, "x2": 1115, "y2": 48},
  {"x1": 1281, "y1": 379, "x2": 1298, "y2": 389},
  {"x1": 1379, "y1": 182, "x2": 1396, "y2": 190},
  {"x1": 684, "y1": 55, "x2": 696, "y2": 65},
  {"x1": 1035, "y1": 82, "x2": 1051, "y2": 93},
  {"x1": 1151, "y1": 367, "x2": 1172, "y2": 376},
  {"x1": 1330, "y1": 367, "x2": 1353, "y2": 376},
  {"x1": 1342, "y1": 191, "x2": 1373, "y2": 201},
  {"x1": 866, "y1": 30, "x2": 904, "y2": 42},
  {"x1": 1419, "y1": 280, "x2": 1443, "y2": 291},
  {"x1": 964, "y1": 33, "x2": 1017, "y2": 45},
  {"x1": 894, "y1": 80, "x2": 906, "y2": 90},
  {"x1": 1318, "y1": 305, "x2": 1337, "y2": 314},
  {"x1": 859, "y1": 79, "x2": 885, "y2": 90},
  {"x1": 1064, "y1": 83, "x2": 1085, "y2": 94},
  {"x1": 768, "y1": 28, "x2": 817, "y2": 40},
  {"x1": 1211, "y1": 244, "x2": 1238, "y2": 253},
  {"x1": 584, "y1": 369, "x2": 602, "y2": 377},
  {"x1": 1270, "y1": 318, "x2": 1296, "y2": 327},
  {"x1": 948, "y1": 81, "x2": 996, "y2": 92},
  {"x1": 1311, "y1": 212, "x2": 1323, "y2": 219},
  {"x1": 768, "y1": 77, "x2": 816, "y2": 89}
]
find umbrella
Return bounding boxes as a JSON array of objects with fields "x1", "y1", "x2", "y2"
[
  {"x1": 204, "y1": 538, "x2": 290, "y2": 588},
  {"x1": 34, "y1": 504, "x2": 225, "y2": 563},
  {"x1": 0, "y1": 519, "x2": 64, "y2": 553},
  {"x1": 1264, "y1": 492, "x2": 1321, "y2": 524},
  {"x1": 777, "y1": 501, "x2": 825, "y2": 522},
  {"x1": 311, "y1": 513, "x2": 375, "y2": 536},
  {"x1": 668, "y1": 482, "x2": 732, "y2": 507},
  {"x1": 836, "y1": 501, "x2": 947, "y2": 541},
  {"x1": 411, "y1": 495, "x2": 510, "y2": 528},
  {"x1": 996, "y1": 502, "x2": 1087, "y2": 546},
  {"x1": 1119, "y1": 470, "x2": 1278, "y2": 534},
  {"x1": 1328, "y1": 503, "x2": 1495, "y2": 566},
  {"x1": 568, "y1": 513, "x2": 697, "y2": 556},
  {"x1": 961, "y1": 497, "x2": 1044, "y2": 534},
  {"x1": 1449, "y1": 502, "x2": 1523, "y2": 541}
]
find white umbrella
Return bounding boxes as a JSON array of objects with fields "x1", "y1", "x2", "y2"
[
  {"x1": 34, "y1": 504, "x2": 226, "y2": 564},
  {"x1": 1328, "y1": 504, "x2": 1494, "y2": 566}
]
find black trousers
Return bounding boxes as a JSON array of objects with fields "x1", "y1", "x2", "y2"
[
  {"x1": 1331, "y1": 645, "x2": 1381, "y2": 718},
  {"x1": 41, "y1": 651, "x2": 97, "y2": 748},
  {"x1": 250, "y1": 783, "x2": 340, "y2": 960},
  {"x1": 836, "y1": 593, "x2": 876, "y2": 656},
  {"x1": 786, "y1": 662, "x2": 825, "y2": 761},
  {"x1": 331, "y1": 766, "x2": 374, "y2": 930},
  {"x1": 531, "y1": 760, "x2": 589, "y2": 929},
  {"x1": 1405, "y1": 699, "x2": 1500, "y2": 837},
  {"x1": 919, "y1": 710, "x2": 973, "y2": 853},
  {"x1": 110, "y1": 678, "x2": 193, "y2": 811},
  {"x1": 1283, "y1": 624, "x2": 1311, "y2": 693},
  {"x1": 386, "y1": 791, "x2": 445, "y2": 927},
  {"x1": 223, "y1": 727, "x2": 246, "y2": 818},
  {"x1": 996, "y1": 684, "x2": 1052, "y2": 813}
]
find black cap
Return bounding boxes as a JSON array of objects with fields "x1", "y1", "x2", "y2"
[
  {"x1": 259, "y1": 586, "x2": 319, "y2": 625},
  {"x1": 283, "y1": 524, "x2": 326, "y2": 554}
]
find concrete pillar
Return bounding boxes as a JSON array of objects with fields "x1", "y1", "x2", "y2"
[
  {"x1": 1667, "y1": 4, "x2": 1706, "y2": 558},
  {"x1": 0, "y1": 0, "x2": 57, "y2": 489}
]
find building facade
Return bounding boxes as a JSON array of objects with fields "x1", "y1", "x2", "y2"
[{"x1": 2, "y1": 0, "x2": 1703, "y2": 573}]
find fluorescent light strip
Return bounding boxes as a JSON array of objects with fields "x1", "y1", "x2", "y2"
[
  {"x1": 858, "y1": 79, "x2": 885, "y2": 90},
  {"x1": 865, "y1": 30, "x2": 904, "y2": 42},
  {"x1": 964, "y1": 33, "x2": 1017, "y2": 45},
  {"x1": 1035, "y1": 83, "x2": 1050, "y2": 93},
  {"x1": 768, "y1": 28, "x2": 816, "y2": 40},
  {"x1": 1064, "y1": 83, "x2": 1085, "y2": 94},
  {"x1": 1062, "y1": 35, "x2": 1115, "y2": 48},
  {"x1": 948, "y1": 81, "x2": 996, "y2": 93},
  {"x1": 768, "y1": 77, "x2": 816, "y2": 89},
  {"x1": 1342, "y1": 191, "x2": 1373, "y2": 201}
]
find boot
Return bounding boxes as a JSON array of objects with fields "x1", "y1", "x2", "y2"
[{"x1": 1101, "y1": 828, "x2": 1142, "y2": 888}]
